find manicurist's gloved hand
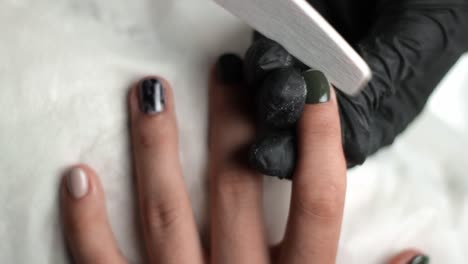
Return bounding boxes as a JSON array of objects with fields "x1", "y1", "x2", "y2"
[{"x1": 247, "y1": 0, "x2": 468, "y2": 178}]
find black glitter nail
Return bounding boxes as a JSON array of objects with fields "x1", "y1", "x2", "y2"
[{"x1": 139, "y1": 78, "x2": 165, "y2": 114}]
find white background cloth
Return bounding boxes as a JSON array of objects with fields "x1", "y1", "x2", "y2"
[{"x1": 0, "y1": 0, "x2": 467, "y2": 263}]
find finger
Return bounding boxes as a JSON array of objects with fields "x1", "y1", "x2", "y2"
[
  {"x1": 129, "y1": 78, "x2": 203, "y2": 264},
  {"x1": 387, "y1": 250, "x2": 430, "y2": 264},
  {"x1": 257, "y1": 67, "x2": 306, "y2": 128},
  {"x1": 209, "y1": 54, "x2": 269, "y2": 264},
  {"x1": 60, "y1": 165, "x2": 126, "y2": 264},
  {"x1": 280, "y1": 70, "x2": 346, "y2": 264},
  {"x1": 249, "y1": 130, "x2": 296, "y2": 179}
]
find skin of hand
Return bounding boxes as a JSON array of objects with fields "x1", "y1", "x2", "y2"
[
  {"x1": 59, "y1": 55, "x2": 429, "y2": 264},
  {"x1": 247, "y1": 0, "x2": 468, "y2": 178}
]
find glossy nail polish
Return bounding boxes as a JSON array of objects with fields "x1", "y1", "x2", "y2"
[
  {"x1": 139, "y1": 78, "x2": 165, "y2": 114},
  {"x1": 303, "y1": 69, "x2": 331, "y2": 104},
  {"x1": 216, "y1": 54, "x2": 244, "y2": 85},
  {"x1": 66, "y1": 168, "x2": 89, "y2": 199},
  {"x1": 409, "y1": 255, "x2": 430, "y2": 264}
]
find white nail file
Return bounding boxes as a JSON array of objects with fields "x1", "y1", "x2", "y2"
[{"x1": 214, "y1": 0, "x2": 372, "y2": 95}]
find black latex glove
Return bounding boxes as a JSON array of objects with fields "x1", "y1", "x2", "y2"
[{"x1": 247, "y1": 0, "x2": 468, "y2": 179}]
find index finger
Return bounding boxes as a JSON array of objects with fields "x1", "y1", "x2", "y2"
[{"x1": 280, "y1": 71, "x2": 347, "y2": 264}]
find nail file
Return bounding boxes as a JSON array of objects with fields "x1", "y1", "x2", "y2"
[{"x1": 214, "y1": 0, "x2": 372, "y2": 95}]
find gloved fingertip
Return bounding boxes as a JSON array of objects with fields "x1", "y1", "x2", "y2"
[
  {"x1": 244, "y1": 39, "x2": 295, "y2": 85},
  {"x1": 249, "y1": 132, "x2": 297, "y2": 180},
  {"x1": 257, "y1": 68, "x2": 306, "y2": 128}
]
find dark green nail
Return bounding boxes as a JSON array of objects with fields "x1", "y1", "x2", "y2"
[
  {"x1": 410, "y1": 255, "x2": 430, "y2": 264},
  {"x1": 303, "y1": 70, "x2": 330, "y2": 104},
  {"x1": 216, "y1": 53, "x2": 244, "y2": 85}
]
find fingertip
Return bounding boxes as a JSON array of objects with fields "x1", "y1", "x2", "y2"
[
  {"x1": 129, "y1": 76, "x2": 180, "y2": 154},
  {"x1": 128, "y1": 76, "x2": 175, "y2": 120},
  {"x1": 257, "y1": 67, "x2": 306, "y2": 128},
  {"x1": 299, "y1": 71, "x2": 341, "y2": 149},
  {"x1": 295, "y1": 72, "x2": 345, "y2": 186},
  {"x1": 210, "y1": 54, "x2": 252, "y2": 116},
  {"x1": 60, "y1": 164, "x2": 125, "y2": 263},
  {"x1": 61, "y1": 164, "x2": 99, "y2": 202},
  {"x1": 244, "y1": 38, "x2": 294, "y2": 85},
  {"x1": 60, "y1": 165, "x2": 107, "y2": 227},
  {"x1": 303, "y1": 70, "x2": 332, "y2": 105},
  {"x1": 249, "y1": 131, "x2": 296, "y2": 179}
]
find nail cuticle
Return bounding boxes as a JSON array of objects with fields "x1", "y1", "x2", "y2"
[{"x1": 139, "y1": 78, "x2": 165, "y2": 115}]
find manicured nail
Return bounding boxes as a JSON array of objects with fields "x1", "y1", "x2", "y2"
[
  {"x1": 66, "y1": 168, "x2": 89, "y2": 199},
  {"x1": 216, "y1": 53, "x2": 244, "y2": 85},
  {"x1": 139, "y1": 78, "x2": 165, "y2": 114},
  {"x1": 303, "y1": 69, "x2": 330, "y2": 104},
  {"x1": 409, "y1": 255, "x2": 430, "y2": 264}
]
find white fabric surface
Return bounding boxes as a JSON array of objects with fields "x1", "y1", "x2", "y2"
[{"x1": 0, "y1": 0, "x2": 467, "y2": 263}]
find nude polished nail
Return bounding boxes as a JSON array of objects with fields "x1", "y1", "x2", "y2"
[
  {"x1": 139, "y1": 78, "x2": 166, "y2": 114},
  {"x1": 66, "y1": 168, "x2": 89, "y2": 199}
]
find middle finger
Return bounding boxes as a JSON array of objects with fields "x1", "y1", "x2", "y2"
[{"x1": 209, "y1": 55, "x2": 270, "y2": 264}]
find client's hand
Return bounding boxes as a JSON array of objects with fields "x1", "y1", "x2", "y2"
[{"x1": 59, "y1": 55, "x2": 428, "y2": 264}]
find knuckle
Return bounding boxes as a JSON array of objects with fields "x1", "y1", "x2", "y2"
[
  {"x1": 215, "y1": 171, "x2": 249, "y2": 194},
  {"x1": 213, "y1": 170, "x2": 259, "y2": 204},
  {"x1": 141, "y1": 198, "x2": 184, "y2": 232},
  {"x1": 294, "y1": 181, "x2": 346, "y2": 219}
]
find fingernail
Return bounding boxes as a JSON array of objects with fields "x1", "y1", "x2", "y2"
[
  {"x1": 139, "y1": 78, "x2": 166, "y2": 114},
  {"x1": 66, "y1": 168, "x2": 89, "y2": 199},
  {"x1": 216, "y1": 53, "x2": 244, "y2": 85},
  {"x1": 409, "y1": 255, "x2": 430, "y2": 264},
  {"x1": 303, "y1": 70, "x2": 330, "y2": 104}
]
